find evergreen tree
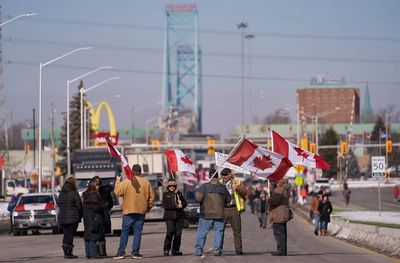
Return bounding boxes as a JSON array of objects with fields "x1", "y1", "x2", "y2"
[
  {"x1": 57, "y1": 80, "x2": 84, "y2": 175},
  {"x1": 346, "y1": 149, "x2": 360, "y2": 178},
  {"x1": 368, "y1": 116, "x2": 386, "y2": 157},
  {"x1": 319, "y1": 127, "x2": 339, "y2": 179}
]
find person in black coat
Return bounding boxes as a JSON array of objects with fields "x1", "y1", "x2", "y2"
[
  {"x1": 82, "y1": 180, "x2": 104, "y2": 259},
  {"x1": 318, "y1": 194, "x2": 333, "y2": 236},
  {"x1": 58, "y1": 176, "x2": 83, "y2": 259},
  {"x1": 92, "y1": 176, "x2": 114, "y2": 256},
  {"x1": 162, "y1": 179, "x2": 187, "y2": 256}
]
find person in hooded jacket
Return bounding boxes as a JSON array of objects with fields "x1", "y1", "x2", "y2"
[
  {"x1": 162, "y1": 179, "x2": 187, "y2": 256},
  {"x1": 318, "y1": 194, "x2": 333, "y2": 236},
  {"x1": 267, "y1": 178, "x2": 291, "y2": 256},
  {"x1": 58, "y1": 176, "x2": 83, "y2": 259},
  {"x1": 82, "y1": 180, "x2": 105, "y2": 259},
  {"x1": 92, "y1": 176, "x2": 114, "y2": 256}
]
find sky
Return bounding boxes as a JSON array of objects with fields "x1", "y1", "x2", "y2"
[{"x1": 2, "y1": 0, "x2": 400, "y2": 137}]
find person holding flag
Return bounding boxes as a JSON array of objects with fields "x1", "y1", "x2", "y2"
[
  {"x1": 220, "y1": 168, "x2": 247, "y2": 255},
  {"x1": 112, "y1": 163, "x2": 155, "y2": 259}
]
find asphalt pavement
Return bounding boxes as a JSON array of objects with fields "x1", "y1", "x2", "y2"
[{"x1": 0, "y1": 208, "x2": 396, "y2": 263}]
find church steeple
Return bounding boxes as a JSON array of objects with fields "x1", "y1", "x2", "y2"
[{"x1": 361, "y1": 82, "x2": 373, "y2": 123}]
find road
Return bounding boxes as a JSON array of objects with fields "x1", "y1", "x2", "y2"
[
  {"x1": 330, "y1": 186, "x2": 400, "y2": 212},
  {"x1": 0, "y1": 210, "x2": 395, "y2": 263}
]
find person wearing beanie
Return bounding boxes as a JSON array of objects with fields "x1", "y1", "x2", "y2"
[
  {"x1": 162, "y1": 179, "x2": 187, "y2": 256},
  {"x1": 220, "y1": 168, "x2": 247, "y2": 255},
  {"x1": 194, "y1": 169, "x2": 231, "y2": 257}
]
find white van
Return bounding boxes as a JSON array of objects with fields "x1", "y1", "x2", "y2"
[{"x1": 313, "y1": 178, "x2": 332, "y2": 196}]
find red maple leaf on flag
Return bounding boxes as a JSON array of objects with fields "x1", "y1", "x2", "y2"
[
  {"x1": 253, "y1": 155, "x2": 274, "y2": 170},
  {"x1": 293, "y1": 146, "x2": 309, "y2": 160},
  {"x1": 180, "y1": 156, "x2": 193, "y2": 165}
]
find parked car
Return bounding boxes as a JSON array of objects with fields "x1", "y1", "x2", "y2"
[
  {"x1": 183, "y1": 189, "x2": 200, "y2": 228},
  {"x1": 12, "y1": 193, "x2": 59, "y2": 236},
  {"x1": 313, "y1": 178, "x2": 332, "y2": 196},
  {"x1": 387, "y1": 166, "x2": 400, "y2": 176}
]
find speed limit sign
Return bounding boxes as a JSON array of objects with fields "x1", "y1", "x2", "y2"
[{"x1": 371, "y1": 156, "x2": 385, "y2": 177}]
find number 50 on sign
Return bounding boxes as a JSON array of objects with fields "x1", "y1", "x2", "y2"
[{"x1": 371, "y1": 156, "x2": 385, "y2": 174}]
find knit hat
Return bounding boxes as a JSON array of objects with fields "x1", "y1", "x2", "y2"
[{"x1": 132, "y1": 164, "x2": 142, "y2": 172}]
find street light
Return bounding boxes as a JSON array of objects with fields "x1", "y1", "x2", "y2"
[
  {"x1": 245, "y1": 33, "x2": 254, "y2": 124},
  {"x1": 66, "y1": 66, "x2": 112, "y2": 176},
  {"x1": 38, "y1": 46, "x2": 92, "y2": 192},
  {"x1": 0, "y1": 13, "x2": 37, "y2": 27},
  {"x1": 80, "y1": 76, "x2": 121, "y2": 149},
  {"x1": 237, "y1": 22, "x2": 248, "y2": 135}
]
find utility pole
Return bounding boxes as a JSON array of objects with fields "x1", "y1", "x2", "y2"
[
  {"x1": 50, "y1": 103, "x2": 56, "y2": 195},
  {"x1": 33, "y1": 108, "x2": 36, "y2": 170},
  {"x1": 237, "y1": 22, "x2": 248, "y2": 136}
]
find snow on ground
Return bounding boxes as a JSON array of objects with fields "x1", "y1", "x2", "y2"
[
  {"x1": 334, "y1": 211, "x2": 400, "y2": 225},
  {"x1": 331, "y1": 178, "x2": 400, "y2": 191},
  {"x1": 0, "y1": 202, "x2": 9, "y2": 219}
]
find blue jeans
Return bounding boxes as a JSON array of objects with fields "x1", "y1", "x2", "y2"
[
  {"x1": 85, "y1": 240, "x2": 98, "y2": 257},
  {"x1": 117, "y1": 213, "x2": 145, "y2": 255},
  {"x1": 313, "y1": 213, "x2": 320, "y2": 230},
  {"x1": 320, "y1": 220, "x2": 329, "y2": 230},
  {"x1": 194, "y1": 218, "x2": 224, "y2": 254}
]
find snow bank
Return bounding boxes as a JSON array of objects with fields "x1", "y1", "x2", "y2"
[
  {"x1": 334, "y1": 211, "x2": 400, "y2": 225},
  {"x1": 0, "y1": 202, "x2": 9, "y2": 218}
]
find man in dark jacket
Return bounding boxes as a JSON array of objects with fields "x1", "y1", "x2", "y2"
[
  {"x1": 162, "y1": 179, "x2": 187, "y2": 256},
  {"x1": 267, "y1": 178, "x2": 291, "y2": 256},
  {"x1": 58, "y1": 176, "x2": 83, "y2": 259},
  {"x1": 194, "y1": 169, "x2": 231, "y2": 257}
]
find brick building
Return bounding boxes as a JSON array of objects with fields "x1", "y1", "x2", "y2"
[{"x1": 297, "y1": 85, "x2": 360, "y2": 124}]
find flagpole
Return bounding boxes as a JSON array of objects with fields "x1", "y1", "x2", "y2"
[{"x1": 210, "y1": 135, "x2": 246, "y2": 180}]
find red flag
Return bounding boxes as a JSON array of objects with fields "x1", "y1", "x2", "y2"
[
  {"x1": 227, "y1": 138, "x2": 291, "y2": 183},
  {"x1": 271, "y1": 130, "x2": 330, "y2": 170},
  {"x1": 165, "y1": 149, "x2": 197, "y2": 174},
  {"x1": 105, "y1": 137, "x2": 134, "y2": 179}
]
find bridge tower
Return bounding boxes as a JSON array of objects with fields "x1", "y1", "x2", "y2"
[{"x1": 162, "y1": 3, "x2": 202, "y2": 135}]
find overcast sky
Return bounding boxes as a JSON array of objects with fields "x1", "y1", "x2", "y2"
[{"x1": 2, "y1": 0, "x2": 400, "y2": 136}]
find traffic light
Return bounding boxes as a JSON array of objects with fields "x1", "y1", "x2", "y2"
[
  {"x1": 207, "y1": 138, "x2": 216, "y2": 155},
  {"x1": 25, "y1": 144, "x2": 30, "y2": 155},
  {"x1": 386, "y1": 140, "x2": 392, "y2": 153},
  {"x1": 341, "y1": 141, "x2": 348, "y2": 155},
  {"x1": 55, "y1": 167, "x2": 62, "y2": 176},
  {"x1": 300, "y1": 138, "x2": 308, "y2": 150},
  {"x1": 151, "y1": 139, "x2": 160, "y2": 151},
  {"x1": 310, "y1": 143, "x2": 316, "y2": 154}
]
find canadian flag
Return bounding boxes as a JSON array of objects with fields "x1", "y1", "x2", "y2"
[
  {"x1": 226, "y1": 138, "x2": 292, "y2": 183},
  {"x1": 271, "y1": 130, "x2": 330, "y2": 170},
  {"x1": 105, "y1": 136, "x2": 134, "y2": 180},
  {"x1": 165, "y1": 149, "x2": 197, "y2": 175}
]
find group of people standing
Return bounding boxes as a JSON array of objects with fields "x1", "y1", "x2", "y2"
[
  {"x1": 194, "y1": 168, "x2": 292, "y2": 257},
  {"x1": 57, "y1": 163, "x2": 293, "y2": 259},
  {"x1": 58, "y1": 175, "x2": 114, "y2": 259}
]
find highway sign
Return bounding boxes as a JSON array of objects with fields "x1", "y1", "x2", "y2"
[{"x1": 371, "y1": 156, "x2": 385, "y2": 174}]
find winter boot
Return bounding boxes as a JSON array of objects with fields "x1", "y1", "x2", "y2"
[
  {"x1": 62, "y1": 244, "x2": 78, "y2": 259},
  {"x1": 97, "y1": 241, "x2": 107, "y2": 257},
  {"x1": 320, "y1": 230, "x2": 323, "y2": 236}
]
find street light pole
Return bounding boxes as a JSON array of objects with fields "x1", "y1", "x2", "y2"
[
  {"x1": 0, "y1": 13, "x2": 37, "y2": 27},
  {"x1": 245, "y1": 33, "x2": 254, "y2": 124},
  {"x1": 80, "y1": 76, "x2": 121, "y2": 149},
  {"x1": 38, "y1": 47, "x2": 92, "y2": 192},
  {"x1": 237, "y1": 22, "x2": 248, "y2": 135},
  {"x1": 66, "y1": 66, "x2": 112, "y2": 176}
]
